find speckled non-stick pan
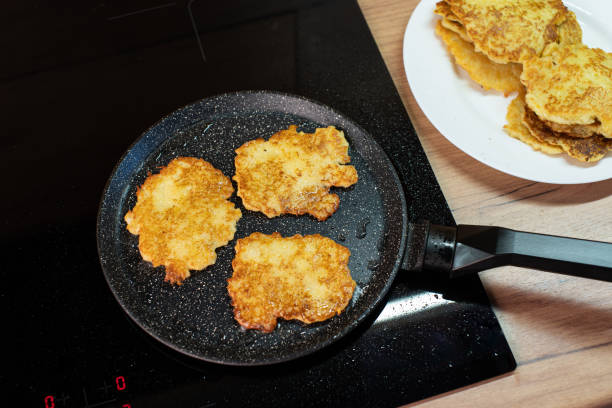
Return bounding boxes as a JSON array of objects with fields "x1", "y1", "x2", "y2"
[
  {"x1": 97, "y1": 91, "x2": 407, "y2": 366},
  {"x1": 97, "y1": 91, "x2": 612, "y2": 366}
]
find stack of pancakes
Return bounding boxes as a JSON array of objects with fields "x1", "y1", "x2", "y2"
[
  {"x1": 435, "y1": 0, "x2": 612, "y2": 162},
  {"x1": 511, "y1": 43, "x2": 612, "y2": 162}
]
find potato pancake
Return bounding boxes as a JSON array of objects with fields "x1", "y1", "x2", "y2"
[
  {"x1": 440, "y1": 17, "x2": 472, "y2": 43},
  {"x1": 436, "y1": 21, "x2": 522, "y2": 96},
  {"x1": 523, "y1": 105, "x2": 612, "y2": 162},
  {"x1": 444, "y1": 0, "x2": 574, "y2": 64},
  {"x1": 124, "y1": 157, "x2": 242, "y2": 284},
  {"x1": 504, "y1": 91, "x2": 563, "y2": 154},
  {"x1": 233, "y1": 125, "x2": 358, "y2": 221},
  {"x1": 522, "y1": 43, "x2": 612, "y2": 138},
  {"x1": 227, "y1": 232, "x2": 356, "y2": 333},
  {"x1": 504, "y1": 92, "x2": 611, "y2": 161}
]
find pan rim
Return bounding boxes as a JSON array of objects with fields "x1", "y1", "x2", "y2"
[{"x1": 96, "y1": 90, "x2": 408, "y2": 366}]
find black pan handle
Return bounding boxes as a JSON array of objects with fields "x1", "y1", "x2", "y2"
[{"x1": 409, "y1": 222, "x2": 612, "y2": 281}]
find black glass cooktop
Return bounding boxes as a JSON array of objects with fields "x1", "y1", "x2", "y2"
[{"x1": 3, "y1": 1, "x2": 515, "y2": 406}]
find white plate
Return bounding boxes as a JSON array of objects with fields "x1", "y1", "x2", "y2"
[{"x1": 403, "y1": 0, "x2": 612, "y2": 184}]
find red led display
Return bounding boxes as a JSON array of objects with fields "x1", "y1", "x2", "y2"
[
  {"x1": 116, "y1": 376, "x2": 127, "y2": 391},
  {"x1": 122, "y1": 404, "x2": 131, "y2": 408},
  {"x1": 44, "y1": 395, "x2": 55, "y2": 408}
]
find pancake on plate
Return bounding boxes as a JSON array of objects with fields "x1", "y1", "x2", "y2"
[
  {"x1": 435, "y1": 20, "x2": 522, "y2": 95},
  {"x1": 522, "y1": 43, "x2": 612, "y2": 139},
  {"x1": 124, "y1": 157, "x2": 242, "y2": 284},
  {"x1": 442, "y1": 0, "x2": 579, "y2": 64},
  {"x1": 504, "y1": 91, "x2": 612, "y2": 162},
  {"x1": 557, "y1": 12, "x2": 583, "y2": 46},
  {"x1": 227, "y1": 232, "x2": 356, "y2": 332},
  {"x1": 433, "y1": 0, "x2": 582, "y2": 96},
  {"x1": 504, "y1": 91, "x2": 563, "y2": 154},
  {"x1": 233, "y1": 125, "x2": 358, "y2": 221},
  {"x1": 522, "y1": 101, "x2": 612, "y2": 162}
]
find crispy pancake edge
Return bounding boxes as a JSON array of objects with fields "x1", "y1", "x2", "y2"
[
  {"x1": 436, "y1": 21, "x2": 522, "y2": 96},
  {"x1": 523, "y1": 105, "x2": 611, "y2": 162}
]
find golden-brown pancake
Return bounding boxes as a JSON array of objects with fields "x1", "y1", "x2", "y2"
[
  {"x1": 124, "y1": 157, "x2": 242, "y2": 284},
  {"x1": 522, "y1": 43, "x2": 612, "y2": 138},
  {"x1": 445, "y1": 0, "x2": 573, "y2": 64},
  {"x1": 436, "y1": 21, "x2": 522, "y2": 96},
  {"x1": 233, "y1": 125, "x2": 358, "y2": 221},
  {"x1": 523, "y1": 105, "x2": 612, "y2": 162},
  {"x1": 227, "y1": 232, "x2": 356, "y2": 332},
  {"x1": 504, "y1": 91, "x2": 563, "y2": 154}
]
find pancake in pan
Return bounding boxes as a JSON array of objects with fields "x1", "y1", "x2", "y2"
[
  {"x1": 227, "y1": 232, "x2": 356, "y2": 332},
  {"x1": 124, "y1": 157, "x2": 242, "y2": 284},
  {"x1": 233, "y1": 125, "x2": 358, "y2": 221}
]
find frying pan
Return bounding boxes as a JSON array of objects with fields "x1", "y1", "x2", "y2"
[{"x1": 97, "y1": 91, "x2": 612, "y2": 366}]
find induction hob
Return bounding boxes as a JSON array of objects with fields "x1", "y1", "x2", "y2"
[{"x1": 3, "y1": 1, "x2": 515, "y2": 407}]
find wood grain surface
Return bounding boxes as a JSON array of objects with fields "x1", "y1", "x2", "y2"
[{"x1": 357, "y1": 0, "x2": 612, "y2": 406}]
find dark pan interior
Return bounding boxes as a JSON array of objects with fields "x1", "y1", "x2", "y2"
[{"x1": 97, "y1": 91, "x2": 407, "y2": 365}]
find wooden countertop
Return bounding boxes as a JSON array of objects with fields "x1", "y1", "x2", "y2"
[{"x1": 357, "y1": 0, "x2": 612, "y2": 406}]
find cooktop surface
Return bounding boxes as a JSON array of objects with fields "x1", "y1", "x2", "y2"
[{"x1": 3, "y1": 1, "x2": 515, "y2": 407}]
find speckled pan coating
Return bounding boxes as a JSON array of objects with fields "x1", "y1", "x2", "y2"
[{"x1": 97, "y1": 91, "x2": 407, "y2": 366}]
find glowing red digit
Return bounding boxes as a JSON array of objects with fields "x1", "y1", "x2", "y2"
[
  {"x1": 122, "y1": 404, "x2": 131, "y2": 408},
  {"x1": 115, "y1": 376, "x2": 126, "y2": 391},
  {"x1": 44, "y1": 395, "x2": 55, "y2": 408}
]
